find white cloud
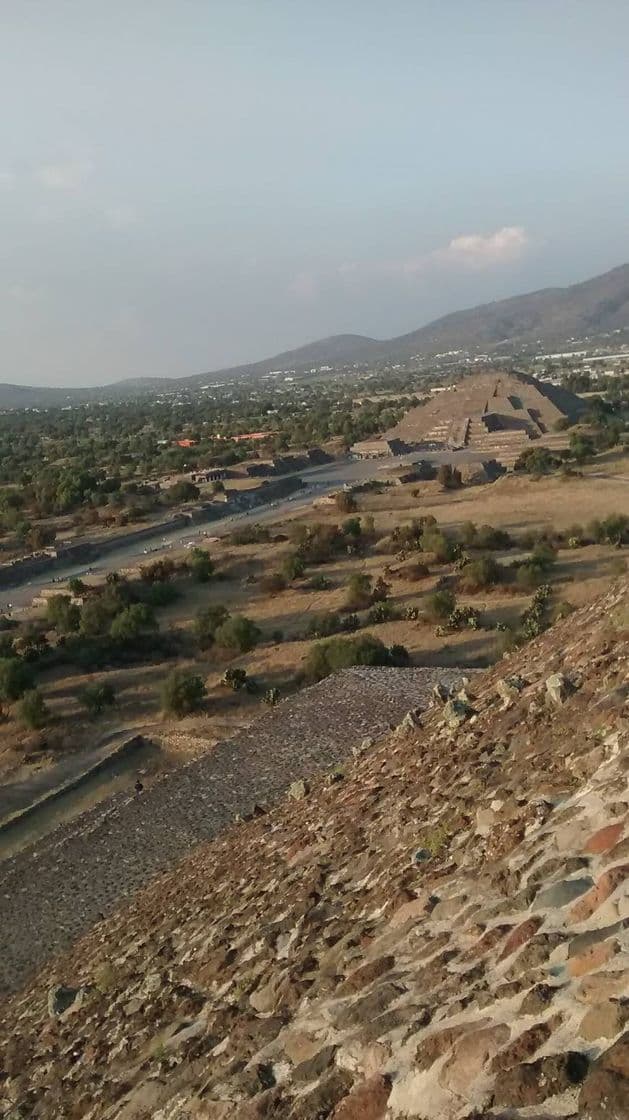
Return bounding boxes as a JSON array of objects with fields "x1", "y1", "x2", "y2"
[
  {"x1": 37, "y1": 159, "x2": 93, "y2": 191},
  {"x1": 435, "y1": 226, "x2": 528, "y2": 269}
]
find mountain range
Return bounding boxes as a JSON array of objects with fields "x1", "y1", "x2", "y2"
[{"x1": 2, "y1": 262, "x2": 628, "y2": 409}]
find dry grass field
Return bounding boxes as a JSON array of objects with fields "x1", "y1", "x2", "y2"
[{"x1": 0, "y1": 453, "x2": 626, "y2": 795}]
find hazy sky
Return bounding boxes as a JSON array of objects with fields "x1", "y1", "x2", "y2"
[{"x1": 1, "y1": 1, "x2": 629, "y2": 386}]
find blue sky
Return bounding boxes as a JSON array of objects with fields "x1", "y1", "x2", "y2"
[{"x1": 1, "y1": 0, "x2": 628, "y2": 385}]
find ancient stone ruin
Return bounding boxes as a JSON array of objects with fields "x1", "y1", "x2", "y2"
[{"x1": 387, "y1": 370, "x2": 585, "y2": 464}]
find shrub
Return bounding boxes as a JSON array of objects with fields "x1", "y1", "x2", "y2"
[
  {"x1": 160, "y1": 668, "x2": 206, "y2": 717},
  {"x1": 221, "y1": 667, "x2": 249, "y2": 691},
  {"x1": 195, "y1": 604, "x2": 230, "y2": 648},
  {"x1": 366, "y1": 601, "x2": 398, "y2": 625},
  {"x1": 214, "y1": 615, "x2": 261, "y2": 654},
  {"x1": 18, "y1": 688, "x2": 49, "y2": 729},
  {"x1": 303, "y1": 633, "x2": 393, "y2": 682},
  {"x1": 515, "y1": 563, "x2": 543, "y2": 591},
  {"x1": 371, "y1": 575, "x2": 391, "y2": 602},
  {"x1": 307, "y1": 573, "x2": 332, "y2": 591},
  {"x1": 0, "y1": 657, "x2": 34, "y2": 702},
  {"x1": 230, "y1": 523, "x2": 271, "y2": 546},
  {"x1": 420, "y1": 527, "x2": 455, "y2": 564},
  {"x1": 345, "y1": 572, "x2": 373, "y2": 610},
  {"x1": 141, "y1": 557, "x2": 177, "y2": 583},
  {"x1": 342, "y1": 517, "x2": 362, "y2": 539},
  {"x1": 67, "y1": 577, "x2": 86, "y2": 596},
  {"x1": 459, "y1": 555, "x2": 501, "y2": 591},
  {"x1": 306, "y1": 611, "x2": 344, "y2": 639},
  {"x1": 514, "y1": 447, "x2": 562, "y2": 474},
  {"x1": 80, "y1": 681, "x2": 116, "y2": 716},
  {"x1": 282, "y1": 553, "x2": 306, "y2": 581},
  {"x1": 425, "y1": 588, "x2": 456, "y2": 619},
  {"x1": 474, "y1": 524, "x2": 513, "y2": 550}
]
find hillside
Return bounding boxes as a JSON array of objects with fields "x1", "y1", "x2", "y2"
[
  {"x1": 1, "y1": 263, "x2": 628, "y2": 409},
  {"x1": 2, "y1": 577, "x2": 628, "y2": 1118}
]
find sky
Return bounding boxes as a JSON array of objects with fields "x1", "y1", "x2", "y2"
[{"x1": 1, "y1": 0, "x2": 629, "y2": 387}]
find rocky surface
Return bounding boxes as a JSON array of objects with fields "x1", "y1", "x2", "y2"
[
  {"x1": 1, "y1": 581, "x2": 628, "y2": 1119},
  {"x1": 0, "y1": 666, "x2": 469, "y2": 996}
]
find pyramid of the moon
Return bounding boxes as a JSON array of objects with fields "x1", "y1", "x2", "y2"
[{"x1": 387, "y1": 370, "x2": 585, "y2": 463}]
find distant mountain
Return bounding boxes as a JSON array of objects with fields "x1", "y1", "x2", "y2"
[{"x1": 1, "y1": 263, "x2": 628, "y2": 409}]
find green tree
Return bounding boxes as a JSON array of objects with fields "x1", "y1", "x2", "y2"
[
  {"x1": 165, "y1": 480, "x2": 200, "y2": 503},
  {"x1": 460, "y1": 555, "x2": 501, "y2": 591},
  {"x1": 109, "y1": 603, "x2": 156, "y2": 642},
  {"x1": 18, "y1": 688, "x2": 49, "y2": 729},
  {"x1": 80, "y1": 596, "x2": 118, "y2": 637},
  {"x1": 569, "y1": 432, "x2": 595, "y2": 464},
  {"x1": 160, "y1": 668, "x2": 206, "y2": 717},
  {"x1": 214, "y1": 615, "x2": 261, "y2": 654},
  {"x1": 79, "y1": 681, "x2": 116, "y2": 716},
  {"x1": 47, "y1": 594, "x2": 81, "y2": 634},
  {"x1": 188, "y1": 547, "x2": 214, "y2": 583},
  {"x1": 195, "y1": 604, "x2": 230, "y2": 648},
  {"x1": 0, "y1": 657, "x2": 34, "y2": 703}
]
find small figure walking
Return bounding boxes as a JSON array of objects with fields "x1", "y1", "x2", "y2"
[{"x1": 134, "y1": 777, "x2": 144, "y2": 796}]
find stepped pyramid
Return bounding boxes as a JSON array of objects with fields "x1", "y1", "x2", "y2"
[{"x1": 388, "y1": 370, "x2": 585, "y2": 465}]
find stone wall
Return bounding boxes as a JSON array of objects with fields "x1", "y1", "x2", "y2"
[{"x1": 0, "y1": 666, "x2": 467, "y2": 995}]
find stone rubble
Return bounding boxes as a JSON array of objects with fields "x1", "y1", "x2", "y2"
[{"x1": 0, "y1": 580, "x2": 628, "y2": 1120}]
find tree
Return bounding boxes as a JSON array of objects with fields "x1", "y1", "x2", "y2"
[
  {"x1": 0, "y1": 657, "x2": 34, "y2": 703},
  {"x1": 188, "y1": 548, "x2": 214, "y2": 583},
  {"x1": 26, "y1": 524, "x2": 56, "y2": 552},
  {"x1": 160, "y1": 668, "x2": 206, "y2": 717},
  {"x1": 165, "y1": 480, "x2": 200, "y2": 504},
  {"x1": 18, "y1": 688, "x2": 49, "y2": 729},
  {"x1": 141, "y1": 558, "x2": 176, "y2": 583},
  {"x1": 569, "y1": 432, "x2": 595, "y2": 464},
  {"x1": 67, "y1": 577, "x2": 86, "y2": 596},
  {"x1": 345, "y1": 572, "x2": 373, "y2": 610},
  {"x1": 47, "y1": 594, "x2": 81, "y2": 634},
  {"x1": 109, "y1": 603, "x2": 156, "y2": 642},
  {"x1": 214, "y1": 615, "x2": 261, "y2": 654},
  {"x1": 79, "y1": 681, "x2": 116, "y2": 716},
  {"x1": 195, "y1": 604, "x2": 230, "y2": 648},
  {"x1": 79, "y1": 596, "x2": 118, "y2": 637}
]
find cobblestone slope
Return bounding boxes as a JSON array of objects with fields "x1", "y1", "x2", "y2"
[
  {"x1": 1, "y1": 582, "x2": 628, "y2": 1119},
  {"x1": 0, "y1": 667, "x2": 467, "y2": 997}
]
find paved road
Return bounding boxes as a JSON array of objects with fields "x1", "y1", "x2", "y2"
[{"x1": 5, "y1": 449, "x2": 491, "y2": 613}]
